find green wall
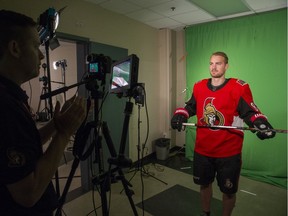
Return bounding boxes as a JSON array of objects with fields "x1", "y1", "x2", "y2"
[{"x1": 185, "y1": 9, "x2": 287, "y2": 188}]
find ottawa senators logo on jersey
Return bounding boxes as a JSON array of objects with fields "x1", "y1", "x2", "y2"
[{"x1": 200, "y1": 97, "x2": 224, "y2": 128}]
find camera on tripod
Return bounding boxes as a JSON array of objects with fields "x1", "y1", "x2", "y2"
[{"x1": 87, "y1": 53, "x2": 112, "y2": 82}]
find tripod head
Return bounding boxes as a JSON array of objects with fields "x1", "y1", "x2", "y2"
[{"x1": 84, "y1": 77, "x2": 105, "y2": 100}]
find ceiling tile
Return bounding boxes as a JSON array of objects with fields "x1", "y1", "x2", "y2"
[
  {"x1": 149, "y1": 0, "x2": 199, "y2": 16},
  {"x1": 171, "y1": 10, "x2": 216, "y2": 25},
  {"x1": 83, "y1": 0, "x2": 287, "y2": 30},
  {"x1": 124, "y1": 0, "x2": 173, "y2": 8},
  {"x1": 144, "y1": 17, "x2": 182, "y2": 29},
  {"x1": 100, "y1": 0, "x2": 141, "y2": 14},
  {"x1": 84, "y1": 0, "x2": 108, "y2": 4},
  {"x1": 126, "y1": 9, "x2": 164, "y2": 22}
]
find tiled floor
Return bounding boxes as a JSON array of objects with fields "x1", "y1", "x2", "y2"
[{"x1": 54, "y1": 150, "x2": 287, "y2": 216}]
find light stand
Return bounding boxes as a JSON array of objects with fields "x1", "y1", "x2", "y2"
[
  {"x1": 37, "y1": 6, "x2": 62, "y2": 205},
  {"x1": 36, "y1": 63, "x2": 51, "y2": 121},
  {"x1": 125, "y1": 85, "x2": 167, "y2": 186},
  {"x1": 44, "y1": 39, "x2": 63, "y2": 200}
]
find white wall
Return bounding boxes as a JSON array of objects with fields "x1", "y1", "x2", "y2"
[
  {"x1": 3, "y1": 0, "x2": 186, "y2": 162},
  {"x1": 158, "y1": 29, "x2": 187, "y2": 149},
  {"x1": 175, "y1": 30, "x2": 187, "y2": 148},
  {"x1": 22, "y1": 41, "x2": 78, "y2": 112}
]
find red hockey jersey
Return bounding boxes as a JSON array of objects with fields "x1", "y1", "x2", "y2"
[{"x1": 185, "y1": 78, "x2": 264, "y2": 157}]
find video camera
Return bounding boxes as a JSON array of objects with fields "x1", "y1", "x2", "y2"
[{"x1": 87, "y1": 53, "x2": 112, "y2": 82}]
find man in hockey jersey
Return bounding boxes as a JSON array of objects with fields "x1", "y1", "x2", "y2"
[{"x1": 171, "y1": 51, "x2": 275, "y2": 216}]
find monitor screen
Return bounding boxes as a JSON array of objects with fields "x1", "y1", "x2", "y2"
[
  {"x1": 111, "y1": 60, "x2": 130, "y2": 90},
  {"x1": 89, "y1": 62, "x2": 99, "y2": 73},
  {"x1": 109, "y1": 54, "x2": 139, "y2": 95}
]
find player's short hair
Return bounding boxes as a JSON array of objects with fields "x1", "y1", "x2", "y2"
[{"x1": 212, "y1": 51, "x2": 229, "y2": 64}]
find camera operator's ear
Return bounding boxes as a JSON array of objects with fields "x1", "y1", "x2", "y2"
[{"x1": 8, "y1": 40, "x2": 21, "y2": 58}]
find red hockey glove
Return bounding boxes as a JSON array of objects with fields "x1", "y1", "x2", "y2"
[{"x1": 171, "y1": 108, "x2": 189, "y2": 132}]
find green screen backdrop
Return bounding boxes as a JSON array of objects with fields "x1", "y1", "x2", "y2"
[{"x1": 185, "y1": 9, "x2": 287, "y2": 188}]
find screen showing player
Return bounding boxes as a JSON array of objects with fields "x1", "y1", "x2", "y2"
[{"x1": 111, "y1": 60, "x2": 130, "y2": 90}]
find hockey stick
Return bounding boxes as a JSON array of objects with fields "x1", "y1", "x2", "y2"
[{"x1": 182, "y1": 123, "x2": 288, "y2": 134}]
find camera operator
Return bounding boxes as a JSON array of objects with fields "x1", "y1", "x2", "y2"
[{"x1": 0, "y1": 10, "x2": 86, "y2": 215}]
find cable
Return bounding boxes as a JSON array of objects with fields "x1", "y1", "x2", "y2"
[{"x1": 139, "y1": 85, "x2": 149, "y2": 216}]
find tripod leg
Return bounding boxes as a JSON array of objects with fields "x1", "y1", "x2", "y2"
[
  {"x1": 100, "y1": 176, "x2": 109, "y2": 216},
  {"x1": 102, "y1": 121, "x2": 138, "y2": 216},
  {"x1": 117, "y1": 169, "x2": 138, "y2": 216},
  {"x1": 55, "y1": 158, "x2": 80, "y2": 216}
]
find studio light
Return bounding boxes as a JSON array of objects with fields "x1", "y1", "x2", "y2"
[
  {"x1": 37, "y1": 8, "x2": 59, "y2": 45},
  {"x1": 53, "y1": 59, "x2": 67, "y2": 70},
  {"x1": 37, "y1": 6, "x2": 66, "y2": 50}
]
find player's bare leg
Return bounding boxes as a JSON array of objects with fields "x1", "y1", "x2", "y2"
[{"x1": 222, "y1": 193, "x2": 236, "y2": 216}]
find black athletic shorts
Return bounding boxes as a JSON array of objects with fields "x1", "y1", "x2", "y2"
[{"x1": 193, "y1": 151, "x2": 242, "y2": 194}]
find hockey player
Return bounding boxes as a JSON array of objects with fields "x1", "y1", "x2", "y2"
[{"x1": 171, "y1": 51, "x2": 275, "y2": 216}]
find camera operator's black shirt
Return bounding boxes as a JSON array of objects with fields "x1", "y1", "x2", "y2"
[{"x1": 0, "y1": 75, "x2": 58, "y2": 215}]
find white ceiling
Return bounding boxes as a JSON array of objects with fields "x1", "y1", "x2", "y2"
[{"x1": 84, "y1": 0, "x2": 287, "y2": 31}]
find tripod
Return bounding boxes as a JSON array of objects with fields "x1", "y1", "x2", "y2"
[
  {"x1": 55, "y1": 81, "x2": 138, "y2": 216},
  {"x1": 92, "y1": 98, "x2": 139, "y2": 216}
]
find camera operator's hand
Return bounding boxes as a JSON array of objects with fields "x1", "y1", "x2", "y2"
[
  {"x1": 171, "y1": 108, "x2": 189, "y2": 132},
  {"x1": 53, "y1": 96, "x2": 87, "y2": 139},
  {"x1": 60, "y1": 95, "x2": 76, "y2": 113},
  {"x1": 253, "y1": 117, "x2": 276, "y2": 140}
]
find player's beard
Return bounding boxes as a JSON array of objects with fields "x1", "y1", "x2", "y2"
[{"x1": 210, "y1": 69, "x2": 225, "y2": 78}]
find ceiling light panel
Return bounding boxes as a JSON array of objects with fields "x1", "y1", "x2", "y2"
[
  {"x1": 187, "y1": 0, "x2": 251, "y2": 17},
  {"x1": 244, "y1": 0, "x2": 287, "y2": 12}
]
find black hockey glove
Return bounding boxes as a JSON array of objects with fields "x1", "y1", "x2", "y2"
[
  {"x1": 253, "y1": 118, "x2": 276, "y2": 140},
  {"x1": 171, "y1": 108, "x2": 189, "y2": 132}
]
